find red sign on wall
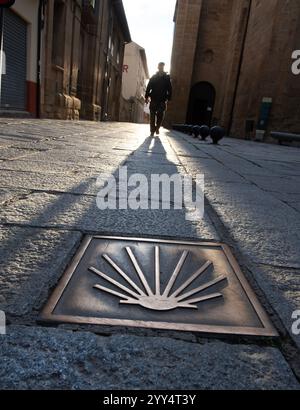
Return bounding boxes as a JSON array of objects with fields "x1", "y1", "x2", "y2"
[{"x1": 0, "y1": 0, "x2": 15, "y2": 7}]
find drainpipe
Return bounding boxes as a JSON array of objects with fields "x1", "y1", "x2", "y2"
[
  {"x1": 69, "y1": 0, "x2": 77, "y2": 101},
  {"x1": 36, "y1": 0, "x2": 44, "y2": 118},
  {"x1": 227, "y1": 0, "x2": 252, "y2": 136},
  {"x1": 103, "y1": 17, "x2": 113, "y2": 121},
  {"x1": 97, "y1": 0, "x2": 105, "y2": 121}
]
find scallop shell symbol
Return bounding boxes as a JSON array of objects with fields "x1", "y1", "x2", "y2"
[{"x1": 89, "y1": 246, "x2": 227, "y2": 311}]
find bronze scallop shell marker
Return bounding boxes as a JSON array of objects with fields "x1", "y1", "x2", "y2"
[
  {"x1": 89, "y1": 247, "x2": 227, "y2": 311},
  {"x1": 39, "y1": 236, "x2": 278, "y2": 337}
]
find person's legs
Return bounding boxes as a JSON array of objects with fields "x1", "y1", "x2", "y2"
[
  {"x1": 150, "y1": 110, "x2": 157, "y2": 136},
  {"x1": 155, "y1": 101, "x2": 167, "y2": 134},
  {"x1": 156, "y1": 110, "x2": 165, "y2": 134}
]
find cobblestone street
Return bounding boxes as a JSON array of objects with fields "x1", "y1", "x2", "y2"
[{"x1": 0, "y1": 119, "x2": 299, "y2": 389}]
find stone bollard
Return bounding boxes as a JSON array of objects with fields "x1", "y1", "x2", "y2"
[
  {"x1": 193, "y1": 125, "x2": 201, "y2": 138},
  {"x1": 210, "y1": 126, "x2": 226, "y2": 145},
  {"x1": 199, "y1": 125, "x2": 210, "y2": 141}
]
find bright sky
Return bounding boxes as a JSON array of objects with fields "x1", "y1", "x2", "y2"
[{"x1": 123, "y1": 0, "x2": 177, "y2": 77}]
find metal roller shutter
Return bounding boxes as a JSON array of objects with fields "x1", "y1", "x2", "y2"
[{"x1": 1, "y1": 8, "x2": 27, "y2": 111}]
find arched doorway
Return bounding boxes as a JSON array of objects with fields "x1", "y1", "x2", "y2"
[{"x1": 186, "y1": 82, "x2": 216, "y2": 126}]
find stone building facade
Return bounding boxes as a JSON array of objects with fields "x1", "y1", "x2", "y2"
[
  {"x1": 0, "y1": 0, "x2": 131, "y2": 120},
  {"x1": 119, "y1": 41, "x2": 149, "y2": 123},
  {"x1": 167, "y1": 0, "x2": 300, "y2": 139},
  {"x1": 40, "y1": 0, "x2": 131, "y2": 121}
]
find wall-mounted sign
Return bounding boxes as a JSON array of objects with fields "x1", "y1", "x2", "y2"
[
  {"x1": 123, "y1": 65, "x2": 129, "y2": 73},
  {"x1": 257, "y1": 97, "x2": 272, "y2": 131}
]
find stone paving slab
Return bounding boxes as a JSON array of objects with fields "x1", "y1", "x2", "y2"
[
  {"x1": 245, "y1": 175, "x2": 300, "y2": 195},
  {"x1": 0, "y1": 169, "x2": 101, "y2": 196},
  {"x1": 221, "y1": 143, "x2": 300, "y2": 163},
  {"x1": 291, "y1": 202, "x2": 300, "y2": 212},
  {"x1": 194, "y1": 175, "x2": 300, "y2": 269},
  {"x1": 198, "y1": 150, "x2": 278, "y2": 177},
  {"x1": 178, "y1": 158, "x2": 246, "y2": 183},
  {"x1": 26, "y1": 149, "x2": 127, "y2": 165},
  {"x1": 251, "y1": 264, "x2": 300, "y2": 340},
  {"x1": 0, "y1": 326, "x2": 299, "y2": 390},
  {"x1": 129, "y1": 151, "x2": 181, "y2": 165},
  {"x1": 0, "y1": 147, "x2": 46, "y2": 161},
  {"x1": 203, "y1": 180, "x2": 280, "y2": 204},
  {"x1": 206, "y1": 199, "x2": 300, "y2": 268},
  {"x1": 0, "y1": 188, "x2": 29, "y2": 205},
  {"x1": 0, "y1": 226, "x2": 82, "y2": 316},
  {"x1": 0, "y1": 138, "x2": 63, "y2": 151},
  {"x1": 0, "y1": 158, "x2": 116, "y2": 175},
  {"x1": 176, "y1": 139, "x2": 300, "y2": 178},
  {"x1": 0, "y1": 192, "x2": 218, "y2": 241},
  {"x1": 254, "y1": 190, "x2": 300, "y2": 207},
  {"x1": 124, "y1": 161, "x2": 185, "y2": 174},
  {"x1": 250, "y1": 160, "x2": 300, "y2": 177},
  {"x1": 126, "y1": 154, "x2": 182, "y2": 167}
]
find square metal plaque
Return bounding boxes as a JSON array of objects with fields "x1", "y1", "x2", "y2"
[{"x1": 39, "y1": 236, "x2": 278, "y2": 337}]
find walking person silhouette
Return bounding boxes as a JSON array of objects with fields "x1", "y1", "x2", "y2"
[{"x1": 145, "y1": 62, "x2": 172, "y2": 137}]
